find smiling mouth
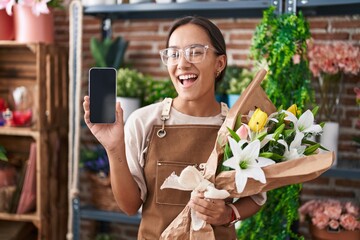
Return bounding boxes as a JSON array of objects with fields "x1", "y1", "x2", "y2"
[{"x1": 178, "y1": 74, "x2": 198, "y2": 87}]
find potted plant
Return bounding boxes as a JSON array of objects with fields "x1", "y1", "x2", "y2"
[
  {"x1": 90, "y1": 36, "x2": 129, "y2": 70},
  {"x1": 299, "y1": 199, "x2": 360, "y2": 239},
  {"x1": 116, "y1": 68, "x2": 147, "y2": 121},
  {"x1": 80, "y1": 146, "x2": 121, "y2": 212},
  {"x1": 1, "y1": 0, "x2": 63, "y2": 43},
  {"x1": 224, "y1": 66, "x2": 255, "y2": 108},
  {"x1": 143, "y1": 78, "x2": 177, "y2": 106},
  {"x1": 237, "y1": 6, "x2": 313, "y2": 239}
]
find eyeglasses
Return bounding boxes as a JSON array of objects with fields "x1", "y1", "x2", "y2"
[{"x1": 159, "y1": 44, "x2": 211, "y2": 66}]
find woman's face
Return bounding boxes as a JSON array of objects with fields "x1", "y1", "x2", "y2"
[{"x1": 167, "y1": 23, "x2": 226, "y2": 102}]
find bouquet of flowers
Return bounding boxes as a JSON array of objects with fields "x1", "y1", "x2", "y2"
[
  {"x1": 308, "y1": 42, "x2": 360, "y2": 77},
  {"x1": 0, "y1": 0, "x2": 62, "y2": 16},
  {"x1": 160, "y1": 69, "x2": 334, "y2": 239},
  {"x1": 299, "y1": 199, "x2": 360, "y2": 231}
]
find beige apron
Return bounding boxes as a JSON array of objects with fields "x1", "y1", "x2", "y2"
[{"x1": 138, "y1": 99, "x2": 236, "y2": 240}]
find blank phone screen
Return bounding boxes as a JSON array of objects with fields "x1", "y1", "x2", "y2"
[{"x1": 89, "y1": 67, "x2": 116, "y2": 123}]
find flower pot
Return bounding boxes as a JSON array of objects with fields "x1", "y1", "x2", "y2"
[
  {"x1": 310, "y1": 224, "x2": 360, "y2": 240},
  {"x1": 13, "y1": 5, "x2": 54, "y2": 44},
  {"x1": 320, "y1": 121, "x2": 339, "y2": 166},
  {"x1": 0, "y1": 10, "x2": 14, "y2": 40},
  {"x1": 116, "y1": 97, "x2": 141, "y2": 121}
]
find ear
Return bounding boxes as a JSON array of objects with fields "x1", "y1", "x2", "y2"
[{"x1": 215, "y1": 54, "x2": 227, "y2": 73}]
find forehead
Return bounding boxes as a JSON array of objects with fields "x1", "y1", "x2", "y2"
[{"x1": 168, "y1": 23, "x2": 211, "y2": 47}]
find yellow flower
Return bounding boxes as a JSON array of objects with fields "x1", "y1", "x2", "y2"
[
  {"x1": 248, "y1": 108, "x2": 268, "y2": 132},
  {"x1": 287, "y1": 104, "x2": 297, "y2": 116}
]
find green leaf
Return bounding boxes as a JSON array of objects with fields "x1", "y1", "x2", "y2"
[
  {"x1": 273, "y1": 123, "x2": 285, "y2": 140},
  {"x1": 259, "y1": 152, "x2": 283, "y2": 161},
  {"x1": 227, "y1": 127, "x2": 240, "y2": 142},
  {"x1": 304, "y1": 143, "x2": 320, "y2": 155}
]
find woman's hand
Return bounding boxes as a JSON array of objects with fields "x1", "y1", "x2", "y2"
[
  {"x1": 188, "y1": 193, "x2": 232, "y2": 226},
  {"x1": 83, "y1": 95, "x2": 125, "y2": 152}
]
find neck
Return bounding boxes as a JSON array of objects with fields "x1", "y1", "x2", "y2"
[{"x1": 173, "y1": 97, "x2": 221, "y2": 117}]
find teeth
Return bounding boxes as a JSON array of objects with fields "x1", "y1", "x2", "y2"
[{"x1": 179, "y1": 74, "x2": 197, "y2": 80}]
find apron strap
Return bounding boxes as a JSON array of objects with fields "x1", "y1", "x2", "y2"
[
  {"x1": 157, "y1": 98, "x2": 228, "y2": 138},
  {"x1": 157, "y1": 98, "x2": 173, "y2": 138}
]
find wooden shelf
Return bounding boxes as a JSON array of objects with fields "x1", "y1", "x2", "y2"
[
  {"x1": 83, "y1": 0, "x2": 360, "y2": 20},
  {"x1": 0, "y1": 127, "x2": 39, "y2": 138},
  {"x1": 0, "y1": 212, "x2": 39, "y2": 222}
]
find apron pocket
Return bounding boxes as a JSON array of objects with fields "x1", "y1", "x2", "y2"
[{"x1": 156, "y1": 161, "x2": 194, "y2": 206}]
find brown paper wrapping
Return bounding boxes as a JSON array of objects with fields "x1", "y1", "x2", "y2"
[{"x1": 160, "y1": 69, "x2": 334, "y2": 239}]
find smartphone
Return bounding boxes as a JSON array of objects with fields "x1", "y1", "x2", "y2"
[{"x1": 89, "y1": 67, "x2": 117, "y2": 123}]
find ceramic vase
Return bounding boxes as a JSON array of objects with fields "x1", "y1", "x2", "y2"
[
  {"x1": 13, "y1": 5, "x2": 54, "y2": 44},
  {"x1": 116, "y1": 97, "x2": 141, "y2": 122},
  {"x1": 310, "y1": 224, "x2": 360, "y2": 240},
  {"x1": 0, "y1": 10, "x2": 14, "y2": 40},
  {"x1": 320, "y1": 121, "x2": 339, "y2": 167}
]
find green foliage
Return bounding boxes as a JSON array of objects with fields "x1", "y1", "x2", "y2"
[
  {"x1": 90, "y1": 36, "x2": 129, "y2": 69},
  {"x1": 237, "y1": 184, "x2": 304, "y2": 240},
  {"x1": 0, "y1": 145, "x2": 8, "y2": 162},
  {"x1": 251, "y1": 6, "x2": 313, "y2": 110},
  {"x1": 116, "y1": 68, "x2": 147, "y2": 98},
  {"x1": 216, "y1": 66, "x2": 257, "y2": 95},
  {"x1": 237, "y1": 6, "x2": 314, "y2": 239},
  {"x1": 143, "y1": 78, "x2": 177, "y2": 106}
]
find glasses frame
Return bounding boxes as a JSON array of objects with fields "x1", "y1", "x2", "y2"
[{"x1": 159, "y1": 44, "x2": 211, "y2": 66}]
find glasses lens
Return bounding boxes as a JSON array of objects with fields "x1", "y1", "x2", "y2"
[
  {"x1": 159, "y1": 45, "x2": 208, "y2": 66},
  {"x1": 185, "y1": 45, "x2": 207, "y2": 63},
  {"x1": 160, "y1": 48, "x2": 180, "y2": 66}
]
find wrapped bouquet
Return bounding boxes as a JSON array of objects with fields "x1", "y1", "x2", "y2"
[{"x1": 160, "y1": 69, "x2": 334, "y2": 239}]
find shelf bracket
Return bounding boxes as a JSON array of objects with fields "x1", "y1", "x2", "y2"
[{"x1": 102, "y1": 18, "x2": 112, "y2": 40}]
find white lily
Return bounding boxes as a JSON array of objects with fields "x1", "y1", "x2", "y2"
[
  {"x1": 283, "y1": 109, "x2": 322, "y2": 134},
  {"x1": 223, "y1": 138, "x2": 275, "y2": 193},
  {"x1": 160, "y1": 166, "x2": 229, "y2": 231},
  {"x1": 278, "y1": 132, "x2": 306, "y2": 160}
]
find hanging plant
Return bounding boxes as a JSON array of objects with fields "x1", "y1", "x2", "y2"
[{"x1": 237, "y1": 6, "x2": 313, "y2": 240}]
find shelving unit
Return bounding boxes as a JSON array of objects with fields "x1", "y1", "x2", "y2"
[
  {"x1": 69, "y1": 0, "x2": 360, "y2": 239},
  {"x1": 0, "y1": 42, "x2": 69, "y2": 240}
]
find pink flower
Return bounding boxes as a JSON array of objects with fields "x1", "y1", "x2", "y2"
[
  {"x1": 0, "y1": 0, "x2": 15, "y2": 15},
  {"x1": 307, "y1": 42, "x2": 360, "y2": 77},
  {"x1": 345, "y1": 202, "x2": 359, "y2": 216},
  {"x1": 236, "y1": 125, "x2": 248, "y2": 140},
  {"x1": 312, "y1": 212, "x2": 329, "y2": 229},
  {"x1": 292, "y1": 54, "x2": 301, "y2": 65},
  {"x1": 328, "y1": 219, "x2": 340, "y2": 230},
  {"x1": 340, "y1": 213, "x2": 359, "y2": 231},
  {"x1": 323, "y1": 200, "x2": 342, "y2": 219},
  {"x1": 21, "y1": 0, "x2": 51, "y2": 16}
]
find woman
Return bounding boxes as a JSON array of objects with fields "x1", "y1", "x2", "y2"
[{"x1": 83, "y1": 16, "x2": 265, "y2": 239}]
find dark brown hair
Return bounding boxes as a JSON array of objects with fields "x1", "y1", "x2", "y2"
[{"x1": 166, "y1": 16, "x2": 227, "y2": 83}]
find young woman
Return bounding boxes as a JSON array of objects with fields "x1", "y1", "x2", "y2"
[{"x1": 83, "y1": 16, "x2": 265, "y2": 239}]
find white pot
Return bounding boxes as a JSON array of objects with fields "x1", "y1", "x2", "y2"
[
  {"x1": 320, "y1": 121, "x2": 339, "y2": 167},
  {"x1": 117, "y1": 97, "x2": 141, "y2": 121}
]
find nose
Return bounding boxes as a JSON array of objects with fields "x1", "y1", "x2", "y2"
[{"x1": 177, "y1": 51, "x2": 191, "y2": 68}]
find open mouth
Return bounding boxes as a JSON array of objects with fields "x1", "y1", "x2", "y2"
[{"x1": 178, "y1": 74, "x2": 198, "y2": 87}]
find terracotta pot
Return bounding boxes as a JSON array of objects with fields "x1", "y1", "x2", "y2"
[
  {"x1": 0, "y1": 9, "x2": 14, "y2": 40},
  {"x1": 310, "y1": 224, "x2": 360, "y2": 240},
  {"x1": 13, "y1": 4, "x2": 54, "y2": 43}
]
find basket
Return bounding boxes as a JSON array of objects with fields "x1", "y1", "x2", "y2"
[{"x1": 88, "y1": 173, "x2": 122, "y2": 212}]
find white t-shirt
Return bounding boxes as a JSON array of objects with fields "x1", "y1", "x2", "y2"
[{"x1": 124, "y1": 100, "x2": 266, "y2": 205}]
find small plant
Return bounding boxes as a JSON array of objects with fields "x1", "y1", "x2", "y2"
[
  {"x1": 116, "y1": 68, "x2": 147, "y2": 99},
  {"x1": 143, "y1": 78, "x2": 177, "y2": 106},
  {"x1": 225, "y1": 66, "x2": 255, "y2": 95},
  {"x1": 90, "y1": 36, "x2": 128, "y2": 69},
  {"x1": 80, "y1": 146, "x2": 109, "y2": 176}
]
